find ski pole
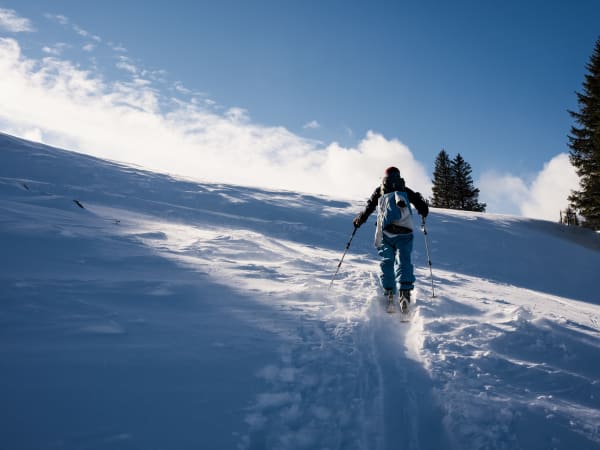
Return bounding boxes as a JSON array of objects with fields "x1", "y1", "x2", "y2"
[
  {"x1": 329, "y1": 226, "x2": 358, "y2": 290},
  {"x1": 421, "y1": 218, "x2": 436, "y2": 297}
]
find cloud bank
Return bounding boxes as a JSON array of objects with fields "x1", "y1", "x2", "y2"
[
  {"x1": 0, "y1": 8, "x2": 34, "y2": 32},
  {"x1": 478, "y1": 153, "x2": 579, "y2": 221},
  {"x1": 0, "y1": 36, "x2": 431, "y2": 201},
  {"x1": 0, "y1": 11, "x2": 580, "y2": 220}
]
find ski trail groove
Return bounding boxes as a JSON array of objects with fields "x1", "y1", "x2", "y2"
[
  {"x1": 236, "y1": 242, "x2": 451, "y2": 450},
  {"x1": 365, "y1": 285, "x2": 452, "y2": 450},
  {"x1": 240, "y1": 267, "x2": 387, "y2": 449}
]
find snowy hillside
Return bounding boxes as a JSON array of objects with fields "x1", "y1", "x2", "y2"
[{"x1": 1, "y1": 132, "x2": 600, "y2": 450}]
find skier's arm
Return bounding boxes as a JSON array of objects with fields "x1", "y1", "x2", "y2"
[
  {"x1": 406, "y1": 188, "x2": 429, "y2": 218},
  {"x1": 353, "y1": 186, "x2": 381, "y2": 228}
]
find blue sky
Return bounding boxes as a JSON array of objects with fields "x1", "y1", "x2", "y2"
[{"x1": 0, "y1": 1, "x2": 598, "y2": 219}]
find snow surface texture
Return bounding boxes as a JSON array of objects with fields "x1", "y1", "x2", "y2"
[{"x1": 1, "y1": 132, "x2": 600, "y2": 450}]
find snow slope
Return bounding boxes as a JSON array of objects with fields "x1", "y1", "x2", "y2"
[{"x1": 1, "y1": 132, "x2": 600, "y2": 450}]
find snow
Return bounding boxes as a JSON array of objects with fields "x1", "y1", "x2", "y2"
[{"x1": 1, "y1": 131, "x2": 600, "y2": 449}]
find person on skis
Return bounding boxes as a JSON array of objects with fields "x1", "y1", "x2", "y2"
[{"x1": 352, "y1": 166, "x2": 429, "y2": 312}]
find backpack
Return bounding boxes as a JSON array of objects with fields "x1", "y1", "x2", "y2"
[
  {"x1": 374, "y1": 178, "x2": 414, "y2": 247},
  {"x1": 379, "y1": 191, "x2": 413, "y2": 230}
]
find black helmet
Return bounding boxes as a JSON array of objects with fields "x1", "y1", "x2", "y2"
[
  {"x1": 384, "y1": 166, "x2": 400, "y2": 176},
  {"x1": 382, "y1": 166, "x2": 404, "y2": 193}
]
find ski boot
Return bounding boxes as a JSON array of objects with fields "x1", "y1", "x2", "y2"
[{"x1": 399, "y1": 289, "x2": 411, "y2": 314}]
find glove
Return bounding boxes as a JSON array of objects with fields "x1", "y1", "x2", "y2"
[
  {"x1": 353, "y1": 212, "x2": 366, "y2": 228},
  {"x1": 413, "y1": 192, "x2": 429, "y2": 219}
]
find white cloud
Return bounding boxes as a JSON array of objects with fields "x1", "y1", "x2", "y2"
[
  {"x1": 478, "y1": 172, "x2": 529, "y2": 215},
  {"x1": 144, "y1": 68, "x2": 167, "y2": 83},
  {"x1": 478, "y1": 153, "x2": 579, "y2": 221},
  {"x1": 0, "y1": 37, "x2": 432, "y2": 203},
  {"x1": 71, "y1": 24, "x2": 101, "y2": 43},
  {"x1": 0, "y1": 123, "x2": 44, "y2": 143},
  {"x1": 116, "y1": 57, "x2": 138, "y2": 75},
  {"x1": 110, "y1": 43, "x2": 127, "y2": 53},
  {"x1": 225, "y1": 107, "x2": 249, "y2": 123},
  {"x1": 22, "y1": 127, "x2": 43, "y2": 142},
  {"x1": 174, "y1": 81, "x2": 191, "y2": 95},
  {"x1": 45, "y1": 14, "x2": 69, "y2": 25},
  {"x1": 321, "y1": 132, "x2": 431, "y2": 198},
  {"x1": 0, "y1": 8, "x2": 34, "y2": 32},
  {"x1": 303, "y1": 120, "x2": 320, "y2": 130},
  {"x1": 42, "y1": 43, "x2": 70, "y2": 56},
  {"x1": 520, "y1": 153, "x2": 579, "y2": 220},
  {"x1": 73, "y1": 25, "x2": 89, "y2": 37}
]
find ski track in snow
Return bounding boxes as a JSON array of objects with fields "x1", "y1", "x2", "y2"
[{"x1": 2, "y1": 133, "x2": 600, "y2": 449}]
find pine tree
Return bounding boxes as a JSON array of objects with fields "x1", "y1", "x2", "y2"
[
  {"x1": 431, "y1": 149, "x2": 486, "y2": 212},
  {"x1": 560, "y1": 207, "x2": 579, "y2": 226},
  {"x1": 452, "y1": 153, "x2": 486, "y2": 212},
  {"x1": 431, "y1": 149, "x2": 454, "y2": 208},
  {"x1": 568, "y1": 36, "x2": 600, "y2": 230}
]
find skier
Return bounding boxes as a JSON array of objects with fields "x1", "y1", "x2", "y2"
[{"x1": 353, "y1": 167, "x2": 429, "y2": 312}]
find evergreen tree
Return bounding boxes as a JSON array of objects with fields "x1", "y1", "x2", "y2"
[
  {"x1": 431, "y1": 149, "x2": 454, "y2": 208},
  {"x1": 452, "y1": 153, "x2": 486, "y2": 212},
  {"x1": 560, "y1": 207, "x2": 579, "y2": 226},
  {"x1": 568, "y1": 36, "x2": 600, "y2": 230}
]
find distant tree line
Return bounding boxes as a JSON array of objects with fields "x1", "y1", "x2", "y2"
[
  {"x1": 430, "y1": 149, "x2": 486, "y2": 212},
  {"x1": 568, "y1": 36, "x2": 600, "y2": 231}
]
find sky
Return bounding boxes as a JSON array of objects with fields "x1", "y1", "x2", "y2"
[{"x1": 0, "y1": 0, "x2": 598, "y2": 220}]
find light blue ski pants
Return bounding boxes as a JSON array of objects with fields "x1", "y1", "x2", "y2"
[{"x1": 377, "y1": 232, "x2": 415, "y2": 293}]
